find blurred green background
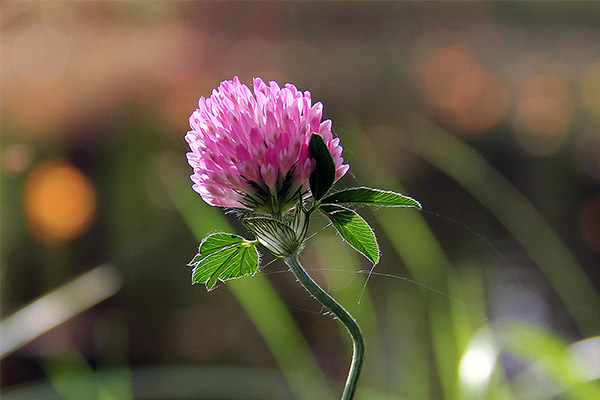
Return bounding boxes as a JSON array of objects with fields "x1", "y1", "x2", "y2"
[{"x1": 2, "y1": 2, "x2": 600, "y2": 399}]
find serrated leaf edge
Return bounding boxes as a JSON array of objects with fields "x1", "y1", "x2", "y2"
[
  {"x1": 191, "y1": 241, "x2": 261, "y2": 290},
  {"x1": 320, "y1": 204, "x2": 381, "y2": 265},
  {"x1": 188, "y1": 232, "x2": 250, "y2": 267},
  {"x1": 321, "y1": 187, "x2": 422, "y2": 209}
]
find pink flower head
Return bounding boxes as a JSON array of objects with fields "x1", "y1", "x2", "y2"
[{"x1": 185, "y1": 77, "x2": 349, "y2": 214}]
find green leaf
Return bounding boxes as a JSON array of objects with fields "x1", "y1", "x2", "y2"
[
  {"x1": 322, "y1": 187, "x2": 422, "y2": 209},
  {"x1": 309, "y1": 133, "x2": 336, "y2": 201},
  {"x1": 188, "y1": 232, "x2": 243, "y2": 265},
  {"x1": 243, "y1": 217, "x2": 301, "y2": 258},
  {"x1": 190, "y1": 232, "x2": 259, "y2": 291},
  {"x1": 320, "y1": 204, "x2": 380, "y2": 264}
]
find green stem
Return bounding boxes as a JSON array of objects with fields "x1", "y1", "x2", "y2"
[{"x1": 284, "y1": 253, "x2": 364, "y2": 400}]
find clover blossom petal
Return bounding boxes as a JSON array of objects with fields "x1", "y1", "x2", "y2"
[{"x1": 185, "y1": 77, "x2": 348, "y2": 214}]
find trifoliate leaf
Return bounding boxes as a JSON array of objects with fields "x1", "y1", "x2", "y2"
[
  {"x1": 322, "y1": 187, "x2": 421, "y2": 209},
  {"x1": 309, "y1": 133, "x2": 336, "y2": 201},
  {"x1": 190, "y1": 233, "x2": 259, "y2": 291},
  {"x1": 320, "y1": 204, "x2": 380, "y2": 265},
  {"x1": 243, "y1": 217, "x2": 301, "y2": 258}
]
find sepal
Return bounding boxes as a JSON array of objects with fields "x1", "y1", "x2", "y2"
[
  {"x1": 287, "y1": 204, "x2": 310, "y2": 244},
  {"x1": 243, "y1": 217, "x2": 302, "y2": 258}
]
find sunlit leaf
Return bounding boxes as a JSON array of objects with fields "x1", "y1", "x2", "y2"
[
  {"x1": 309, "y1": 133, "x2": 336, "y2": 201},
  {"x1": 190, "y1": 233, "x2": 259, "y2": 290},
  {"x1": 322, "y1": 187, "x2": 421, "y2": 209},
  {"x1": 320, "y1": 204, "x2": 379, "y2": 264}
]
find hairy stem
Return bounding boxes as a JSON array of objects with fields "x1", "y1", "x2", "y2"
[{"x1": 284, "y1": 253, "x2": 364, "y2": 400}]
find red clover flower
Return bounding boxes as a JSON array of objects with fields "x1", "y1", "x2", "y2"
[
  {"x1": 185, "y1": 77, "x2": 421, "y2": 400},
  {"x1": 185, "y1": 76, "x2": 348, "y2": 214}
]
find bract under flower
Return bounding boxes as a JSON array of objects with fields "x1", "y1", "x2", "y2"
[{"x1": 185, "y1": 77, "x2": 349, "y2": 214}]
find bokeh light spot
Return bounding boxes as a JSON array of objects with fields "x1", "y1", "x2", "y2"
[
  {"x1": 513, "y1": 74, "x2": 573, "y2": 156},
  {"x1": 459, "y1": 328, "x2": 498, "y2": 391},
  {"x1": 24, "y1": 161, "x2": 97, "y2": 242},
  {"x1": 416, "y1": 45, "x2": 509, "y2": 134},
  {"x1": 419, "y1": 45, "x2": 481, "y2": 109},
  {"x1": 452, "y1": 72, "x2": 510, "y2": 133}
]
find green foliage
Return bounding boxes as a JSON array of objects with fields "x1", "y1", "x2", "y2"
[
  {"x1": 322, "y1": 187, "x2": 422, "y2": 209},
  {"x1": 242, "y1": 217, "x2": 301, "y2": 257},
  {"x1": 309, "y1": 133, "x2": 336, "y2": 201},
  {"x1": 189, "y1": 233, "x2": 259, "y2": 290},
  {"x1": 320, "y1": 204, "x2": 380, "y2": 265},
  {"x1": 500, "y1": 321, "x2": 600, "y2": 399},
  {"x1": 406, "y1": 119, "x2": 600, "y2": 334}
]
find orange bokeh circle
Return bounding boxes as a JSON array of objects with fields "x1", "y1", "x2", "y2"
[{"x1": 24, "y1": 161, "x2": 97, "y2": 242}]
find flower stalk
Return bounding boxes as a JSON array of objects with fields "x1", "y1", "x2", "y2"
[{"x1": 284, "y1": 253, "x2": 364, "y2": 400}]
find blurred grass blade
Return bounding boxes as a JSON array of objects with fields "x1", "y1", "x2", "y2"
[
  {"x1": 0, "y1": 265, "x2": 122, "y2": 359},
  {"x1": 227, "y1": 277, "x2": 334, "y2": 399},
  {"x1": 177, "y1": 210, "x2": 334, "y2": 399},
  {"x1": 43, "y1": 348, "x2": 133, "y2": 400},
  {"x1": 405, "y1": 118, "x2": 600, "y2": 334},
  {"x1": 310, "y1": 236, "x2": 387, "y2": 395},
  {"x1": 500, "y1": 321, "x2": 600, "y2": 399},
  {"x1": 343, "y1": 124, "x2": 459, "y2": 399},
  {"x1": 2, "y1": 366, "x2": 288, "y2": 400},
  {"x1": 569, "y1": 336, "x2": 600, "y2": 382}
]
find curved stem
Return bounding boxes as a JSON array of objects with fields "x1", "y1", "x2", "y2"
[{"x1": 284, "y1": 253, "x2": 364, "y2": 400}]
